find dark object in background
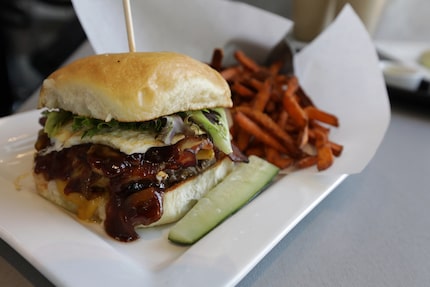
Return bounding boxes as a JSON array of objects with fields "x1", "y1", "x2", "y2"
[
  {"x1": 1, "y1": 30, "x2": 13, "y2": 116},
  {"x1": 387, "y1": 84, "x2": 430, "y2": 108},
  {"x1": 30, "y1": 14, "x2": 86, "y2": 78},
  {"x1": 0, "y1": 0, "x2": 86, "y2": 116},
  {"x1": 0, "y1": 0, "x2": 30, "y2": 116}
]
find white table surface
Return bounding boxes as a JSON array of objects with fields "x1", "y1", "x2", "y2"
[{"x1": 1, "y1": 40, "x2": 430, "y2": 286}]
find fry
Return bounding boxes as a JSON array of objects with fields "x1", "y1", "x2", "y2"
[
  {"x1": 268, "y1": 60, "x2": 283, "y2": 76},
  {"x1": 265, "y1": 147, "x2": 293, "y2": 169},
  {"x1": 253, "y1": 78, "x2": 272, "y2": 111},
  {"x1": 296, "y1": 156, "x2": 318, "y2": 169},
  {"x1": 277, "y1": 110, "x2": 288, "y2": 129},
  {"x1": 220, "y1": 67, "x2": 241, "y2": 81},
  {"x1": 248, "y1": 78, "x2": 264, "y2": 90},
  {"x1": 234, "y1": 50, "x2": 260, "y2": 72},
  {"x1": 296, "y1": 124, "x2": 309, "y2": 148},
  {"x1": 317, "y1": 143, "x2": 334, "y2": 171},
  {"x1": 296, "y1": 87, "x2": 314, "y2": 107},
  {"x1": 231, "y1": 81, "x2": 255, "y2": 97},
  {"x1": 245, "y1": 144, "x2": 265, "y2": 158},
  {"x1": 312, "y1": 127, "x2": 334, "y2": 170},
  {"x1": 305, "y1": 106, "x2": 339, "y2": 127},
  {"x1": 329, "y1": 141, "x2": 343, "y2": 157},
  {"x1": 283, "y1": 93, "x2": 307, "y2": 129},
  {"x1": 235, "y1": 129, "x2": 251, "y2": 151},
  {"x1": 210, "y1": 48, "x2": 223, "y2": 71},
  {"x1": 234, "y1": 112, "x2": 287, "y2": 153},
  {"x1": 282, "y1": 77, "x2": 307, "y2": 128},
  {"x1": 313, "y1": 128, "x2": 329, "y2": 148},
  {"x1": 284, "y1": 75, "x2": 299, "y2": 97}
]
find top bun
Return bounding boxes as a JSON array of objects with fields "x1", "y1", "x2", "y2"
[{"x1": 38, "y1": 52, "x2": 232, "y2": 122}]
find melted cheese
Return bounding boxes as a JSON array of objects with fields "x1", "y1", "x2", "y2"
[
  {"x1": 47, "y1": 122, "x2": 185, "y2": 155},
  {"x1": 196, "y1": 149, "x2": 215, "y2": 160},
  {"x1": 56, "y1": 180, "x2": 104, "y2": 221}
]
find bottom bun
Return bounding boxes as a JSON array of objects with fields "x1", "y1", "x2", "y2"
[
  {"x1": 147, "y1": 157, "x2": 235, "y2": 227},
  {"x1": 33, "y1": 157, "x2": 235, "y2": 228}
]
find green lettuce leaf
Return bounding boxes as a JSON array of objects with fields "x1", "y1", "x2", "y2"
[
  {"x1": 43, "y1": 110, "x2": 73, "y2": 137},
  {"x1": 43, "y1": 109, "x2": 165, "y2": 138}
]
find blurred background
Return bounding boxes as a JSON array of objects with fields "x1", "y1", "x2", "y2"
[
  {"x1": 1, "y1": 0, "x2": 429, "y2": 117},
  {"x1": 0, "y1": 0, "x2": 85, "y2": 116}
]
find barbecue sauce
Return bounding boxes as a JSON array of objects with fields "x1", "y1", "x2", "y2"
[{"x1": 34, "y1": 134, "x2": 219, "y2": 242}]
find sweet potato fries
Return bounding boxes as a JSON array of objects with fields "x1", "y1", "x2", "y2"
[{"x1": 210, "y1": 49, "x2": 343, "y2": 171}]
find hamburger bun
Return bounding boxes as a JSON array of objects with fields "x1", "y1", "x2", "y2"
[{"x1": 38, "y1": 52, "x2": 232, "y2": 122}]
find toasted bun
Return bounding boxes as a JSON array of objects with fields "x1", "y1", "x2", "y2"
[
  {"x1": 38, "y1": 52, "x2": 232, "y2": 122},
  {"x1": 33, "y1": 157, "x2": 235, "y2": 227}
]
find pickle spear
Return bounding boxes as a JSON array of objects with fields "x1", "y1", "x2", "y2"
[{"x1": 168, "y1": 155, "x2": 279, "y2": 245}]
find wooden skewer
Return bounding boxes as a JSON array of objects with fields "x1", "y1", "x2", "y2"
[{"x1": 123, "y1": 0, "x2": 136, "y2": 52}]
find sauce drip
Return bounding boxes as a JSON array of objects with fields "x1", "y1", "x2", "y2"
[{"x1": 34, "y1": 134, "x2": 218, "y2": 242}]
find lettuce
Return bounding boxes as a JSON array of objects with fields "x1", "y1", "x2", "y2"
[
  {"x1": 43, "y1": 110, "x2": 73, "y2": 137},
  {"x1": 43, "y1": 110, "x2": 165, "y2": 138},
  {"x1": 72, "y1": 115, "x2": 165, "y2": 138}
]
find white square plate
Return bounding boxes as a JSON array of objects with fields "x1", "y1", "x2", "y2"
[{"x1": 0, "y1": 110, "x2": 347, "y2": 287}]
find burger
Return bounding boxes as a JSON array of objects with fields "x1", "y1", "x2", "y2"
[{"x1": 33, "y1": 51, "x2": 247, "y2": 242}]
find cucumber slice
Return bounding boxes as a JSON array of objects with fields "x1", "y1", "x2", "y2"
[{"x1": 168, "y1": 155, "x2": 279, "y2": 245}]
